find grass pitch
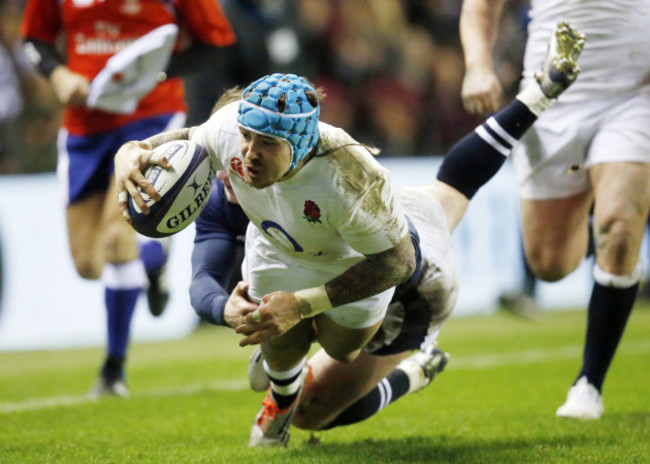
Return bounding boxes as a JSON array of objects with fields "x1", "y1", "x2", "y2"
[{"x1": 1, "y1": 306, "x2": 649, "y2": 463}]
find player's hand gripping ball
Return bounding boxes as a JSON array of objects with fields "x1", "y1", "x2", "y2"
[{"x1": 128, "y1": 140, "x2": 213, "y2": 238}]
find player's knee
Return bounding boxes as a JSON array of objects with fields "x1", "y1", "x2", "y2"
[
  {"x1": 293, "y1": 389, "x2": 333, "y2": 431},
  {"x1": 526, "y1": 249, "x2": 578, "y2": 282},
  {"x1": 71, "y1": 254, "x2": 101, "y2": 280},
  {"x1": 594, "y1": 216, "x2": 637, "y2": 264},
  {"x1": 322, "y1": 346, "x2": 360, "y2": 364},
  {"x1": 101, "y1": 221, "x2": 137, "y2": 262},
  {"x1": 292, "y1": 409, "x2": 323, "y2": 431}
]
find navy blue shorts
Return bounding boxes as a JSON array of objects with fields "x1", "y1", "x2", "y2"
[{"x1": 57, "y1": 112, "x2": 184, "y2": 204}]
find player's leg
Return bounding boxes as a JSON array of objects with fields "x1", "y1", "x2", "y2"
[
  {"x1": 249, "y1": 319, "x2": 313, "y2": 447},
  {"x1": 91, "y1": 175, "x2": 145, "y2": 398},
  {"x1": 556, "y1": 162, "x2": 650, "y2": 420},
  {"x1": 295, "y1": 342, "x2": 448, "y2": 431},
  {"x1": 295, "y1": 349, "x2": 410, "y2": 430},
  {"x1": 314, "y1": 315, "x2": 383, "y2": 364},
  {"x1": 434, "y1": 21, "x2": 585, "y2": 231},
  {"x1": 555, "y1": 88, "x2": 650, "y2": 419},
  {"x1": 520, "y1": 192, "x2": 593, "y2": 281},
  {"x1": 249, "y1": 313, "x2": 383, "y2": 446},
  {"x1": 57, "y1": 129, "x2": 140, "y2": 397},
  {"x1": 66, "y1": 194, "x2": 107, "y2": 280}
]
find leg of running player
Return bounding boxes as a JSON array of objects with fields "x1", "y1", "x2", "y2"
[{"x1": 549, "y1": 162, "x2": 650, "y2": 418}]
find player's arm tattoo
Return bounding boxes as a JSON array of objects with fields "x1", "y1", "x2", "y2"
[
  {"x1": 324, "y1": 233, "x2": 416, "y2": 308},
  {"x1": 143, "y1": 128, "x2": 192, "y2": 148}
]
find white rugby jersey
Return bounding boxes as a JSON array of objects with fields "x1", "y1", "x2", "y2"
[
  {"x1": 522, "y1": 0, "x2": 650, "y2": 102},
  {"x1": 192, "y1": 101, "x2": 408, "y2": 300}
]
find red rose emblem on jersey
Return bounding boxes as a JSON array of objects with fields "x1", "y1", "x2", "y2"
[
  {"x1": 230, "y1": 157, "x2": 245, "y2": 179},
  {"x1": 303, "y1": 200, "x2": 322, "y2": 223}
]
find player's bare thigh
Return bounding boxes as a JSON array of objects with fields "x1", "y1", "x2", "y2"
[
  {"x1": 65, "y1": 178, "x2": 140, "y2": 279},
  {"x1": 520, "y1": 190, "x2": 593, "y2": 282},
  {"x1": 66, "y1": 192, "x2": 106, "y2": 279},
  {"x1": 590, "y1": 161, "x2": 650, "y2": 274},
  {"x1": 261, "y1": 319, "x2": 314, "y2": 371},
  {"x1": 294, "y1": 349, "x2": 410, "y2": 430},
  {"x1": 101, "y1": 178, "x2": 139, "y2": 264},
  {"x1": 315, "y1": 315, "x2": 382, "y2": 364}
]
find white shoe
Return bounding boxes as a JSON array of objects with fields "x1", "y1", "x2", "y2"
[
  {"x1": 556, "y1": 376, "x2": 604, "y2": 420},
  {"x1": 397, "y1": 343, "x2": 449, "y2": 394},
  {"x1": 249, "y1": 367, "x2": 309, "y2": 447},
  {"x1": 248, "y1": 347, "x2": 270, "y2": 392},
  {"x1": 536, "y1": 21, "x2": 586, "y2": 98},
  {"x1": 88, "y1": 377, "x2": 130, "y2": 399}
]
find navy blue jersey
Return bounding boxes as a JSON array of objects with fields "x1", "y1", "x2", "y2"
[
  {"x1": 190, "y1": 179, "x2": 249, "y2": 326},
  {"x1": 194, "y1": 179, "x2": 249, "y2": 245}
]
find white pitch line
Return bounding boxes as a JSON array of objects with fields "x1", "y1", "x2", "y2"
[
  {"x1": 2, "y1": 340, "x2": 649, "y2": 414},
  {"x1": 0, "y1": 379, "x2": 249, "y2": 414}
]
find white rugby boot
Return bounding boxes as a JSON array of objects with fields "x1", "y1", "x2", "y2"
[
  {"x1": 536, "y1": 21, "x2": 586, "y2": 98},
  {"x1": 396, "y1": 342, "x2": 449, "y2": 394},
  {"x1": 556, "y1": 376, "x2": 604, "y2": 420},
  {"x1": 88, "y1": 376, "x2": 130, "y2": 399},
  {"x1": 248, "y1": 347, "x2": 270, "y2": 392},
  {"x1": 249, "y1": 366, "x2": 310, "y2": 447}
]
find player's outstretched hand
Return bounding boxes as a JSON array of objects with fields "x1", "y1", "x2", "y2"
[
  {"x1": 114, "y1": 140, "x2": 171, "y2": 222},
  {"x1": 235, "y1": 291, "x2": 302, "y2": 346},
  {"x1": 224, "y1": 282, "x2": 259, "y2": 328}
]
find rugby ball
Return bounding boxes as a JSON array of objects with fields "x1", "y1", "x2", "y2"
[{"x1": 128, "y1": 140, "x2": 213, "y2": 238}]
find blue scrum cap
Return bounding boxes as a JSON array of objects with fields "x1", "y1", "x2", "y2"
[{"x1": 237, "y1": 73, "x2": 320, "y2": 170}]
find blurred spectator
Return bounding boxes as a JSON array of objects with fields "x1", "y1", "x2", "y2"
[
  {"x1": 0, "y1": 0, "x2": 60, "y2": 174},
  {"x1": 0, "y1": 21, "x2": 22, "y2": 170},
  {"x1": 4, "y1": 0, "x2": 530, "y2": 173},
  {"x1": 185, "y1": 0, "x2": 304, "y2": 125}
]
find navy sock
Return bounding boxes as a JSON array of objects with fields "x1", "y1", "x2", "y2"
[
  {"x1": 437, "y1": 99, "x2": 537, "y2": 199},
  {"x1": 101, "y1": 354, "x2": 125, "y2": 381},
  {"x1": 139, "y1": 240, "x2": 165, "y2": 273},
  {"x1": 105, "y1": 287, "x2": 139, "y2": 361},
  {"x1": 323, "y1": 369, "x2": 410, "y2": 429},
  {"x1": 578, "y1": 281, "x2": 638, "y2": 392}
]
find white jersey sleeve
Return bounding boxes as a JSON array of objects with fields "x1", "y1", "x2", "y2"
[
  {"x1": 324, "y1": 143, "x2": 407, "y2": 256},
  {"x1": 190, "y1": 101, "x2": 243, "y2": 172}
]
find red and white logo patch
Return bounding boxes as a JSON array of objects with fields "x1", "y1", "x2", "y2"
[{"x1": 229, "y1": 157, "x2": 245, "y2": 180}]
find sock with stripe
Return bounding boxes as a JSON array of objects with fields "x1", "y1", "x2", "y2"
[
  {"x1": 323, "y1": 369, "x2": 410, "y2": 429},
  {"x1": 437, "y1": 82, "x2": 554, "y2": 199},
  {"x1": 264, "y1": 358, "x2": 306, "y2": 409},
  {"x1": 576, "y1": 263, "x2": 641, "y2": 392}
]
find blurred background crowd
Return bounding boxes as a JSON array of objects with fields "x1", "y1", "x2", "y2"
[{"x1": 0, "y1": 0, "x2": 529, "y2": 174}]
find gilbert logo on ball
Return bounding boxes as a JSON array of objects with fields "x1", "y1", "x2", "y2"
[{"x1": 128, "y1": 140, "x2": 213, "y2": 238}]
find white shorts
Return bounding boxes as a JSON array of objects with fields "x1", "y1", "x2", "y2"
[
  {"x1": 364, "y1": 188, "x2": 460, "y2": 354},
  {"x1": 243, "y1": 226, "x2": 393, "y2": 330},
  {"x1": 512, "y1": 89, "x2": 650, "y2": 200},
  {"x1": 397, "y1": 188, "x2": 459, "y2": 324}
]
